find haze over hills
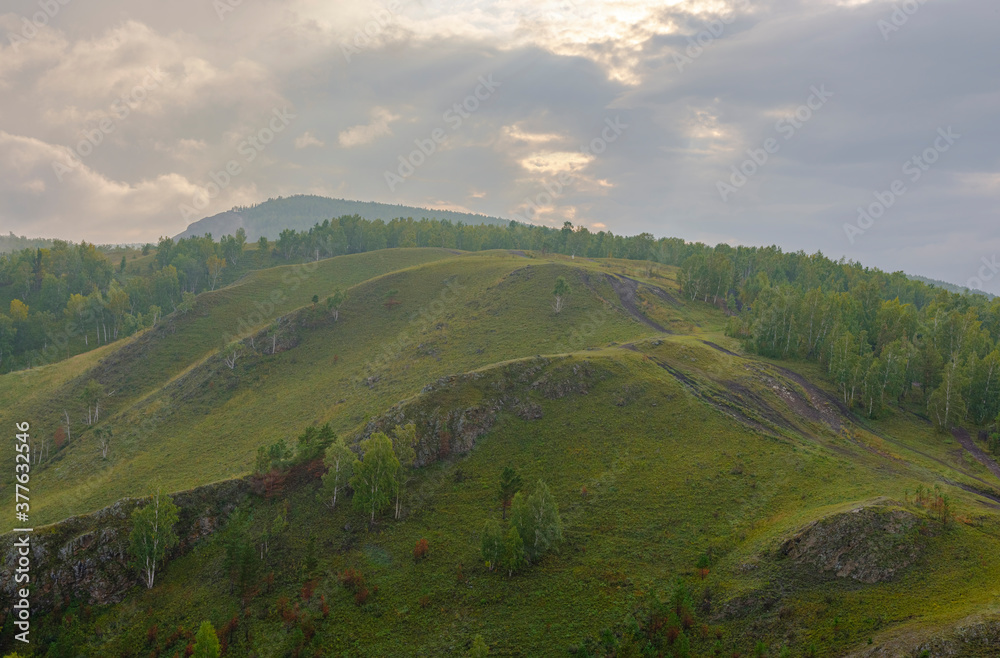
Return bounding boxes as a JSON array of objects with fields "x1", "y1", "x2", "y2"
[
  {"x1": 907, "y1": 274, "x2": 995, "y2": 300},
  {"x1": 173, "y1": 194, "x2": 512, "y2": 241}
]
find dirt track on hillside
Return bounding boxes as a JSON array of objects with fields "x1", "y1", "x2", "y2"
[
  {"x1": 953, "y1": 427, "x2": 1000, "y2": 482},
  {"x1": 605, "y1": 274, "x2": 668, "y2": 332}
]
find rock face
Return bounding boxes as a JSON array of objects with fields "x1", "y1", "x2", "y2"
[
  {"x1": 359, "y1": 356, "x2": 599, "y2": 467},
  {"x1": 0, "y1": 477, "x2": 252, "y2": 617},
  {"x1": 780, "y1": 504, "x2": 924, "y2": 584}
]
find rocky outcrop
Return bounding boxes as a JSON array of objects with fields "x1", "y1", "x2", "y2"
[
  {"x1": 847, "y1": 618, "x2": 1000, "y2": 657},
  {"x1": 0, "y1": 477, "x2": 252, "y2": 616},
  {"x1": 780, "y1": 503, "x2": 924, "y2": 584},
  {"x1": 358, "y1": 356, "x2": 599, "y2": 466}
]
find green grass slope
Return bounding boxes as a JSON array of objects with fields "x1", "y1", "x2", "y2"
[
  {"x1": 20, "y1": 343, "x2": 1000, "y2": 657},
  {"x1": 5, "y1": 249, "x2": 1000, "y2": 656},
  {"x1": 7, "y1": 251, "x2": 720, "y2": 525}
]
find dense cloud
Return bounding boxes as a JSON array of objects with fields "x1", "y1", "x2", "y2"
[{"x1": 0, "y1": 0, "x2": 996, "y2": 291}]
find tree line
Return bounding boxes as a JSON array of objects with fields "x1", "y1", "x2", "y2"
[
  {"x1": 716, "y1": 252, "x2": 1000, "y2": 429},
  {"x1": 3, "y1": 213, "x2": 997, "y2": 403}
]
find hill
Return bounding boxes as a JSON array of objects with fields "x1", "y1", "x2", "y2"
[
  {"x1": 2, "y1": 249, "x2": 1000, "y2": 656},
  {"x1": 174, "y1": 194, "x2": 511, "y2": 241},
  {"x1": 907, "y1": 274, "x2": 995, "y2": 299}
]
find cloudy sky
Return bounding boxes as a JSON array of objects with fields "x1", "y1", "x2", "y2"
[{"x1": 1, "y1": 0, "x2": 997, "y2": 290}]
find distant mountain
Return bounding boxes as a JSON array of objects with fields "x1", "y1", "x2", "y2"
[
  {"x1": 0, "y1": 232, "x2": 56, "y2": 253},
  {"x1": 907, "y1": 274, "x2": 995, "y2": 299},
  {"x1": 174, "y1": 194, "x2": 511, "y2": 241}
]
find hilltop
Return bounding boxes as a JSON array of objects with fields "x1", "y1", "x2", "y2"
[{"x1": 174, "y1": 194, "x2": 511, "y2": 241}]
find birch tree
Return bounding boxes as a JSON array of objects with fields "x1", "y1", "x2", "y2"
[
  {"x1": 128, "y1": 490, "x2": 180, "y2": 589},
  {"x1": 320, "y1": 439, "x2": 355, "y2": 510},
  {"x1": 350, "y1": 432, "x2": 399, "y2": 522},
  {"x1": 390, "y1": 423, "x2": 416, "y2": 519}
]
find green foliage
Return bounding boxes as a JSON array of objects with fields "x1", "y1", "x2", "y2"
[
  {"x1": 391, "y1": 423, "x2": 417, "y2": 518},
  {"x1": 498, "y1": 465, "x2": 522, "y2": 520},
  {"x1": 469, "y1": 634, "x2": 489, "y2": 657},
  {"x1": 255, "y1": 438, "x2": 293, "y2": 473},
  {"x1": 326, "y1": 288, "x2": 346, "y2": 321},
  {"x1": 350, "y1": 432, "x2": 400, "y2": 521},
  {"x1": 222, "y1": 506, "x2": 258, "y2": 596},
  {"x1": 80, "y1": 378, "x2": 104, "y2": 424},
  {"x1": 553, "y1": 276, "x2": 571, "y2": 313},
  {"x1": 320, "y1": 438, "x2": 356, "y2": 510},
  {"x1": 296, "y1": 423, "x2": 336, "y2": 463},
  {"x1": 128, "y1": 491, "x2": 180, "y2": 589},
  {"x1": 501, "y1": 526, "x2": 524, "y2": 577},
  {"x1": 192, "y1": 620, "x2": 221, "y2": 658},
  {"x1": 510, "y1": 479, "x2": 563, "y2": 562},
  {"x1": 481, "y1": 519, "x2": 503, "y2": 571}
]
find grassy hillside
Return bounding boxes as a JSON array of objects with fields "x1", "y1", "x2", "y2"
[
  {"x1": 4, "y1": 249, "x2": 1000, "y2": 656},
  {"x1": 9, "y1": 251, "x2": 718, "y2": 525}
]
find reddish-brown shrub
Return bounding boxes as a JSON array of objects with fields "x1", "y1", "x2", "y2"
[
  {"x1": 184, "y1": 644, "x2": 194, "y2": 658},
  {"x1": 320, "y1": 595, "x2": 330, "y2": 618},
  {"x1": 413, "y1": 538, "x2": 429, "y2": 560},
  {"x1": 301, "y1": 579, "x2": 316, "y2": 601},
  {"x1": 666, "y1": 626, "x2": 680, "y2": 644},
  {"x1": 165, "y1": 626, "x2": 183, "y2": 646},
  {"x1": 54, "y1": 426, "x2": 66, "y2": 449},
  {"x1": 418, "y1": 595, "x2": 431, "y2": 608},
  {"x1": 354, "y1": 587, "x2": 370, "y2": 605},
  {"x1": 682, "y1": 612, "x2": 694, "y2": 629},
  {"x1": 147, "y1": 624, "x2": 159, "y2": 645},
  {"x1": 301, "y1": 616, "x2": 316, "y2": 641},
  {"x1": 338, "y1": 568, "x2": 365, "y2": 592}
]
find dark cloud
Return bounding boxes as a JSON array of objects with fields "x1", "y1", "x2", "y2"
[{"x1": 0, "y1": 0, "x2": 996, "y2": 291}]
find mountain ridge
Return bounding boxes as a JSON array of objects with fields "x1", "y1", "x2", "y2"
[{"x1": 174, "y1": 194, "x2": 512, "y2": 241}]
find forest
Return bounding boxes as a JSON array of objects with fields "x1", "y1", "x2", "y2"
[{"x1": 1, "y1": 216, "x2": 998, "y2": 435}]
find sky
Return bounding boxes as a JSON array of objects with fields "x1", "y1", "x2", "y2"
[{"x1": 0, "y1": 0, "x2": 997, "y2": 292}]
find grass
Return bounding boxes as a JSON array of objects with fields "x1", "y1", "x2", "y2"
[{"x1": 5, "y1": 249, "x2": 1000, "y2": 656}]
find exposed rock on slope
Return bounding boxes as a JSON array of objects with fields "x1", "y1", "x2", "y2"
[
  {"x1": 780, "y1": 504, "x2": 924, "y2": 584},
  {"x1": 358, "y1": 356, "x2": 600, "y2": 467},
  {"x1": 0, "y1": 478, "x2": 251, "y2": 616}
]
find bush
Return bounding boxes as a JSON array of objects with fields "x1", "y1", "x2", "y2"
[
  {"x1": 339, "y1": 568, "x2": 365, "y2": 592},
  {"x1": 414, "y1": 538, "x2": 429, "y2": 560}
]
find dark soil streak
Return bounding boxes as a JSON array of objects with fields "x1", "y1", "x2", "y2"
[
  {"x1": 952, "y1": 427, "x2": 1000, "y2": 482},
  {"x1": 701, "y1": 340, "x2": 739, "y2": 357},
  {"x1": 640, "y1": 353, "x2": 782, "y2": 438},
  {"x1": 604, "y1": 274, "x2": 668, "y2": 333}
]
